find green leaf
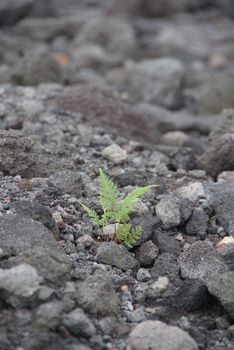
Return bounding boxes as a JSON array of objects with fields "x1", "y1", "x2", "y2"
[
  {"x1": 116, "y1": 224, "x2": 142, "y2": 248},
  {"x1": 114, "y1": 185, "x2": 157, "y2": 223},
  {"x1": 99, "y1": 168, "x2": 121, "y2": 213},
  {"x1": 80, "y1": 203, "x2": 101, "y2": 225}
]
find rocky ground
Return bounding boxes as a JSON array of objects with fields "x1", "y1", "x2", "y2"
[{"x1": 0, "y1": 1, "x2": 234, "y2": 350}]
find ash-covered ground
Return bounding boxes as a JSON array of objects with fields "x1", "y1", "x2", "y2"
[{"x1": 0, "y1": 1, "x2": 234, "y2": 350}]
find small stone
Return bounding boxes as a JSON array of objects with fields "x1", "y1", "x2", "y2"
[
  {"x1": 169, "y1": 278, "x2": 208, "y2": 312},
  {"x1": 218, "y1": 171, "x2": 234, "y2": 182},
  {"x1": 156, "y1": 195, "x2": 181, "y2": 229},
  {"x1": 228, "y1": 324, "x2": 234, "y2": 336},
  {"x1": 205, "y1": 182, "x2": 234, "y2": 235},
  {"x1": 126, "y1": 320, "x2": 198, "y2": 350},
  {"x1": 216, "y1": 236, "x2": 234, "y2": 248},
  {"x1": 135, "y1": 240, "x2": 159, "y2": 267},
  {"x1": 77, "y1": 235, "x2": 94, "y2": 248},
  {"x1": 47, "y1": 170, "x2": 83, "y2": 196},
  {"x1": 0, "y1": 264, "x2": 42, "y2": 307},
  {"x1": 38, "y1": 286, "x2": 54, "y2": 301},
  {"x1": 215, "y1": 316, "x2": 230, "y2": 329},
  {"x1": 155, "y1": 231, "x2": 181, "y2": 256},
  {"x1": 76, "y1": 273, "x2": 120, "y2": 316},
  {"x1": 176, "y1": 182, "x2": 205, "y2": 203},
  {"x1": 185, "y1": 208, "x2": 209, "y2": 237},
  {"x1": 207, "y1": 272, "x2": 234, "y2": 320},
  {"x1": 162, "y1": 131, "x2": 190, "y2": 147},
  {"x1": 175, "y1": 233, "x2": 183, "y2": 241},
  {"x1": 188, "y1": 170, "x2": 206, "y2": 179},
  {"x1": 131, "y1": 200, "x2": 149, "y2": 216},
  {"x1": 63, "y1": 308, "x2": 96, "y2": 338},
  {"x1": 126, "y1": 307, "x2": 146, "y2": 323},
  {"x1": 101, "y1": 224, "x2": 116, "y2": 241},
  {"x1": 102, "y1": 144, "x2": 127, "y2": 164},
  {"x1": 126, "y1": 57, "x2": 184, "y2": 109},
  {"x1": 96, "y1": 241, "x2": 138, "y2": 271},
  {"x1": 200, "y1": 133, "x2": 234, "y2": 177},
  {"x1": 151, "y1": 276, "x2": 169, "y2": 294},
  {"x1": 137, "y1": 268, "x2": 152, "y2": 282},
  {"x1": 151, "y1": 253, "x2": 179, "y2": 282},
  {"x1": 35, "y1": 300, "x2": 73, "y2": 330},
  {"x1": 121, "y1": 285, "x2": 129, "y2": 293}
]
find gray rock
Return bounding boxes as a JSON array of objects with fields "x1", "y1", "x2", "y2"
[
  {"x1": 179, "y1": 241, "x2": 229, "y2": 284},
  {"x1": 0, "y1": 0, "x2": 36, "y2": 25},
  {"x1": 126, "y1": 307, "x2": 146, "y2": 323},
  {"x1": 137, "y1": 268, "x2": 152, "y2": 282},
  {"x1": 135, "y1": 103, "x2": 216, "y2": 135},
  {"x1": 179, "y1": 198, "x2": 194, "y2": 224},
  {"x1": 135, "y1": 240, "x2": 159, "y2": 267},
  {"x1": 126, "y1": 320, "x2": 198, "y2": 350},
  {"x1": 162, "y1": 131, "x2": 190, "y2": 147},
  {"x1": 126, "y1": 58, "x2": 184, "y2": 109},
  {"x1": 102, "y1": 144, "x2": 127, "y2": 164},
  {"x1": 209, "y1": 109, "x2": 234, "y2": 146},
  {"x1": 156, "y1": 195, "x2": 181, "y2": 229},
  {"x1": 199, "y1": 133, "x2": 234, "y2": 177},
  {"x1": 75, "y1": 16, "x2": 136, "y2": 59},
  {"x1": 12, "y1": 51, "x2": 64, "y2": 86},
  {"x1": 47, "y1": 170, "x2": 83, "y2": 196},
  {"x1": 17, "y1": 15, "x2": 86, "y2": 41},
  {"x1": 131, "y1": 215, "x2": 160, "y2": 246},
  {"x1": 207, "y1": 272, "x2": 234, "y2": 320},
  {"x1": 63, "y1": 308, "x2": 96, "y2": 338},
  {"x1": 151, "y1": 253, "x2": 180, "y2": 282},
  {"x1": 0, "y1": 129, "x2": 57, "y2": 178},
  {"x1": 96, "y1": 241, "x2": 138, "y2": 271},
  {"x1": 205, "y1": 182, "x2": 234, "y2": 235},
  {"x1": 0, "y1": 130, "x2": 35, "y2": 177},
  {"x1": 154, "y1": 231, "x2": 181, "y2": 256},
  {"x1": 9, "y1": 200, "x2": 58, "y2": 239},
  {"x1": 217, "y1": 244, "x2": 234, "y2": 270},
  {"x1": 75, "y1": 273, "x2": 119, "y2": 316},
  {"x1": 0, "y1": 214, "x2": 57, "y2": 257},
  {"x1": 8, "y1": 246, "x2": 72, "y2": 287},
  {"x1": 35, "y1": 300, "x2": 74, "y2": 330},
  {"x1": 186, "y1": 71, "x2": 234, "y2": 114},
  {"x1": 176, "y1": 182, "x2": 205, "y2": 203},
  {"x1": 148, "y1": 276, "x2": 170, "y2": 299},
  {"x1": 185, "y1": 208, "x2": 209, "y2": 237},
  {"x1": 169, "y1": 278, "x2": 208, "y2": 312},
  {"x1": 170, "y1": 147, "x2": 196, "y2": 171},
  {"x1": 0, "y1": 264, "x2": 42, "y2": 307}
]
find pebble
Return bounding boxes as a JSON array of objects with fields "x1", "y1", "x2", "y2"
[
  {"x1": 102, "y1": 144, "x2": 127, "y2": 164},
  {"x1": 0, "y1": 264, "x2": 43, "y2": 307},
  {"x1": 137, "y1": 268, "x2": 152, "y2": 282}
]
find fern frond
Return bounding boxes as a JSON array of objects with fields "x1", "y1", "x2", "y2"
[
  {"x1": 116, "y1": 224, "x2": 142, "y2": 248},
  {"x1": 81, "y1": 203, "x2": 102, "y2": 225},
  {"x1": 114, "y1": 185, "x2": 157, "y2": 223},
  {"x1": 99, "y1": 168, "x2": 121, "y2": 213}
]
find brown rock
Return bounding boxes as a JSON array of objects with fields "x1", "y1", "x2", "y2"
[{"x1": 54, "y1": 85, "x2": 160, "y2": 144}]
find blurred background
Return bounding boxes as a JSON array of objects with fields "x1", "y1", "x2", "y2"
[{"x1": 0, "y1": 0, "x2": 233, "y2": 116}]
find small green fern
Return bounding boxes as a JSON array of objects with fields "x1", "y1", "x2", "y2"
[{"x1": 81, "y1": 168, "x2": 157, "y2": 248}]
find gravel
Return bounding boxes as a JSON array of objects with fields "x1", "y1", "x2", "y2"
[{"x1": 0, "y1": 2, "x2": 234, "y2": 349}]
